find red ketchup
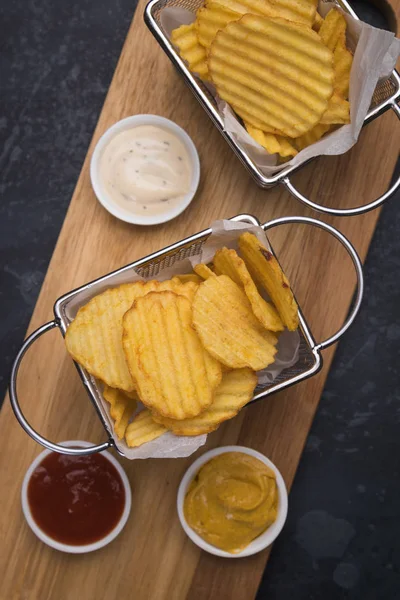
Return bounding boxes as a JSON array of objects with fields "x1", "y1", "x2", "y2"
[{"x1": 27, "y1": 452, "x2": 125, "y2": 545}]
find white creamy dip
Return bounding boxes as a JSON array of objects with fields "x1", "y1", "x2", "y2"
[{"x1": 99, "y1": 125, "x2": 192, "y2": 217}]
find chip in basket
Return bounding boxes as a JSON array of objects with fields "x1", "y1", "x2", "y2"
[
  {"x1": 245, "y1": 123, "x2": 298, "y2": 158},
  {"x1": 152, "y1": 368, "x2": 258, "y2": 435},
  {"x1": 320, "y1": 93, "x2": 350, "y2": 124},
  {"x1": 313, "y1": 11, "x2": 323, "y2": 31},
  {"x1": 318, "y1": 7, "x2": 347, "y2": 52},
  {"x1": 103, "y1": 385, "x2": 138, "y2": 439},
  {"x1": 208, "y1": 14, "x2": 335, "y2": 138},
  {"x1": 65, "y1": 283, "x2": 138, "y2": 392},
  {"x1": 172, "y1": 273, "x2": 203, "y2": 285},
  {"x1": 194, "y1": 263, "x2": 216, "y2": 279},
  {"x1": 294, "y1": 123, "x2": 332, "y2": 151},
  {"x1": 334, "y1": 38, "x2": 353, "y2": 99},
  {"x1": 209, "y1": 0, "x2": 316, "y2": 27},
  {"x1": 171, "y1": 22, "x2": 209, "y2": 79},
  {"x1": 125, "y1": 409, "x2": 167, "y2": 448},
  {"x1": 239, "y1": 232, "x2": 299, "y2": 330},
  {"x1": 192, "y1": 275, "x2": 278, "y2": 370},
  {"x1": 213, "y1": 247, "x2": 284, "y2": 331},
  {"x1": 123, "y1": 291, "x2": 222, "y2": 419},
  {"x1": 65, "y1": 279, "x2": 199, "y2": 391},
  {"x1": 195, "y1": 2, "x2": 240, "y2": 50}
]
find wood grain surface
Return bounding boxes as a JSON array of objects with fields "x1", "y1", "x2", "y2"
[{"x1": 1, "y1": 1, "x2": 399, "y2": 598}]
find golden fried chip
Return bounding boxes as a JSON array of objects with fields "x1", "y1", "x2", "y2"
[
  {"x1": 172, "y1": 274, "x2": 203, "y2": 285},
  {"x1": 170, "y1": 279, "x2": 199, "y2": 301},
  {"x1": 320, "y1": 92, "x2": 350, "y2": 124},
  {"x1": 123, "y1": 291, "x2": 222, "y2": 419},
  {"x1": 239, "y1": 232, "x2": 299, "y2": 330},
  {"x1": 239, "y1": 111, "x2": 284, "y2": 135},
  {"x1": 213, "y1": 247, "x2": 284, "y2": 331},
  {"x1": 141, "y1": 279, "x2": 199, "y2": 301},
  {"x1": 192, "y1": 275, "x2": 277, "y2": 370},
  {"x1": 245, "y1": 122, "x2": 281, "y2": 153},
  {"x1": 125, "y1": 409, "x2": 167, "y2": 448},
  {"x1": 276, "y1": 136, "x2": 299, "y2": 158},
  {"x1": 245, "y1": 123, "x2": 297, "y2": 158},
  {"x1": 313, "y1": 11, "x2": 323, "y2": 32},
  {"x1": 195, "y1": 3, "x2": 241, "y2": 50},
  {"x1": 318, "y1": 8, "x2": 347, "y2": 52},
  {"x1": 65, "y1": 283, "x2": 139, "y2": 392},
  {"x1": 207, "y1": 0, "x2": 316, "y2": 27},
  {"x1": 294, "y1": 123, "x2": 332, "y2": 150},
  {"x1": 171, "y1": 23, "x2": 209, "y2": 79},
  {"x1": 194, "y1": 263, "x2": 216, "y2": 280},
  {"x1": 153, "y1": 368, "x2": 257, "y2": 435},
  {"x1": 103, "y1": 385, "x2": 138, "y2": 439},
  {"x1": 208, "y1": 15, "x2": 335, "y2": 138},
  {"x1": 65, "y1": 280, "x2": 200, "y2": 391},
  {"x1": 334, "y1": 35, "x2": 352, "y2": 99}
]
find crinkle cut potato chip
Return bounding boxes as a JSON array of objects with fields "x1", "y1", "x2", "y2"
[
  {"x1": 65, "y1": 279, "x2": 199, "y2": 391},
  {"x1": 65, "y1": 283, "x2": 138, "y2": 392},
  {"x1": 123, "y1": 291, "x2": 222, "y2": 420},
  {"x1": 152, "y1": 368, "x2": 258, "y2": 435},
  {"x1": 196, "y1": 3, "x2": 241, "y2": 50},
  {"x1": 318, "y1": 8, "x2": 347, "y2": 52},
  {"x1": 274, "y1": 136, "x2": 298, "y2": 158},
  {"x1": 320, "y1": 92, "x2": 350, "y2": 124},
  {"x1": 208, "y1": 0, "x2": 316, "y2": 27},
  {"x1": 240, "y1": 112, "x2": 285, "y2": 135},
  {"x1": 313, "y1": 11, "x2": 323, "y2": 32},
  {"x1": 103, "y1": 385, "x2": 138, "y2": 439},
  {"x1": 208, "y1": 14, "x2": 335, "y2": 138},
  {"x1": 127, "y1": 278, "x2": 199, "y2": 302},
  {"x1": 171, "y1": 23, "x2": 209, "y2": 79},
  {"x1": 194, "y1": 263, "x2": 216, "y2": 280},
  {"x1": 334, "y1": 35, "x2": 353, "y2": 99},
  {"x1": 172, "y1": 273, "x2": 203, "y2": 285},
  {"x1": 239, "y1": 232, "x2": 299, "y2": 331},
  {"x1": 125, "y1": 409, "x2": 167, "y2": 448},
  {"x1": 245, "y1": 123, "x2": 297, "y2": 157},
  {"x1": 294, "y1": 122, "x2": 332, "y2": 151},
  {"x1": 213, "y1": 247, "x2": 284, "y2": 331},
  {"x1": 192, "y1": 275, "x2": 277, "y2": 370}
]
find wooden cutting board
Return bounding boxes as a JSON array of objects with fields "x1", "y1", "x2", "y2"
[{"x1": 1, "y1": 1, "x2": 399, "y2": 598}]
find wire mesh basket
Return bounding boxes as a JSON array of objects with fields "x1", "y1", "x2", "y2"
[
  {"x1": 145, "y1": 0, "x2": 400, "y2": 216},
  {"x1": 10, "y1": 215, "x2": 363, "y2": 457}
]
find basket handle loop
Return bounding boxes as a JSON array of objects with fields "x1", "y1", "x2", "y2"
[
  {"x1": 9, "y1": 320, "x2": 112, "y2": 456},
  {"x1": 281, "y1": 102, "x2": 400, "y2": 217},
  {"x1": 262, "y1": 216, "x2": 364, "y2": 351}
]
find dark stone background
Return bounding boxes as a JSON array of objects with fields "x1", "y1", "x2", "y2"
[{"x1": 1, "y1": 1, "x2": 399, "y2": 597}]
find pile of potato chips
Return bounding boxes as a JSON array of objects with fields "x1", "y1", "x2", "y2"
[
  {"x1": 171, "y1": 2, "x2": 353, "y2": 159},
  {"x1": 65, "y1": 233, "x2": 299, "y2": 448}
]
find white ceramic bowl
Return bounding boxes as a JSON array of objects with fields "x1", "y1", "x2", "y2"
[
  {"x1": 90, "y1": 114, "x2": 200, "y2": 225},
  {"x1": 177, "y1": 445, "x2": 288, "y2": 558},
  {"x1": 21, "y1": 440, "x2": 132, "y2": 553}
]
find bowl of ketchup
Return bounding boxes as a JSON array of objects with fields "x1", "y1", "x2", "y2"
[{"x1": 21, "y1": 441, "x2": 131, "y2": 553}]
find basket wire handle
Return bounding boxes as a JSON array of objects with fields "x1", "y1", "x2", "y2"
[
  {"x1": 262, "y1": 216, "x2": 364, "y2": 350},
  {"x1": 281, "y1": 102, "x2": 400, "y2": 216},
  {"x1": 9, "y1": 320, "x2": 112, "y2": 456}
]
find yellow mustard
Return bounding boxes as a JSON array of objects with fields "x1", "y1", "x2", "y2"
[{"x1": 184, "y1": 452, "x2": 278, "y2": 553}]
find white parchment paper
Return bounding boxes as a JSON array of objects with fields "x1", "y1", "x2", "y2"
[
  {"x1": 94, "y1": 219, "x2": 299, "y2": 459},
  {"x1": 161, "y1": 3, "x2": 400, "y2": 175}
]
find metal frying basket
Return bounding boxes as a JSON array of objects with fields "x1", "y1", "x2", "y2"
[
  {"x1": 145, "y1": 0, "x2": 400, "y2": 216},
  {"x1": 10, "y1": 215, "x2": 363, "y2": 457}
]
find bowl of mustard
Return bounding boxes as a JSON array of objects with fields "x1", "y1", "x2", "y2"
[{"x1": 177, "y1": 446, "x2": 288, "y2": 557}]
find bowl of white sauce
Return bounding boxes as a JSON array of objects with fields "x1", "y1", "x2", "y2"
[{"x1": 90, "y1": 115, "x2": 200, "y2": 225}]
